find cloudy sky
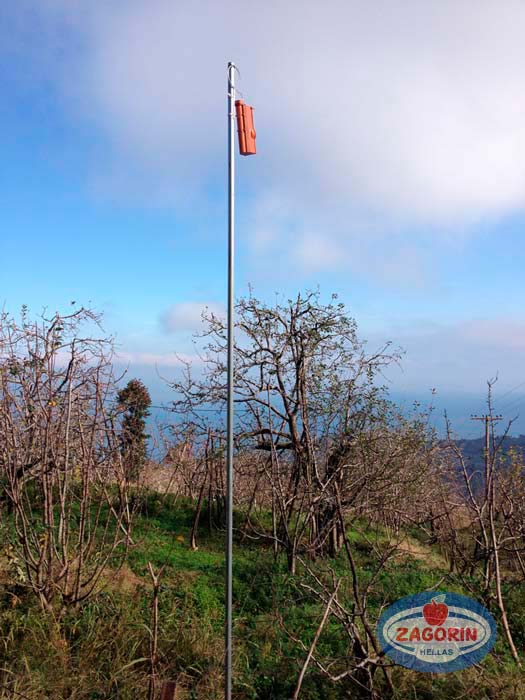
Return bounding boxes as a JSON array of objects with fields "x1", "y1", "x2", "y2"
[{"x1": 2, "y1": 1, "x2": 525, "y2": 435}]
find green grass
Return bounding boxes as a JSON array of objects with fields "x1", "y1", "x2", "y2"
[{"x1": 0, "y1": 491, "x2": 523, "y2": 699}]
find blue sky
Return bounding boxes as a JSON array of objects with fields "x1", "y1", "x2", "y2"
[{"x1": 2, "y1": 1, "x2": 525, "y2": 437}]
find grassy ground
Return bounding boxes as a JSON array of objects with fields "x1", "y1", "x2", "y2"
[{"x1": 0, "y1": 493, "x2": 524, "y2": 699}]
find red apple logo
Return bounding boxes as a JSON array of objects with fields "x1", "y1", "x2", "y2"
[{"x1": 423, "y1": 595, "x2": 448, "y2": 626}]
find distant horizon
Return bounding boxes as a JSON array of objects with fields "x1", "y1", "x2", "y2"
[{"x1": 140, "y1": 388, "x2": 525, "y2": 447}]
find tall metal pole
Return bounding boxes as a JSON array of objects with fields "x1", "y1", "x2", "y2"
[{"x1": 225, "y1": 60, "x2": 235, "y2": 700}]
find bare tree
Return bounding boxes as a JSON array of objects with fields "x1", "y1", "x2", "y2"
[
  {"x1": 283, "y1": 510, "x2": 399, "y2": 700},
  {"x1": 443, "y1": 379, "x2": 523, "y2": 666},
  {"x1": 168, "y1": 290, "x2": 405, "y2": 571},
  {"x1": 0, "y1": 306, "x2": 134, "y2": 611}
]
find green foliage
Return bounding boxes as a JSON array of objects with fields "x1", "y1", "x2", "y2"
[{"x1": 117, "y1": 378, "x2": 152, "y2": 481}]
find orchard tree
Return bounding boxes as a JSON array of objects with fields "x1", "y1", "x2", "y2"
[
  {"x1": 0, "y1": 306, "x2": 134, "y2": 610},
  {"x1": 169, "y1": 289, "x2": 428, "y2": 572},
  {"x1": 443, "y1": 380, "x2": 524, "y2": 666},
  {"x1": 117, "y1": 378, "x2": 151, "y2": 481}
]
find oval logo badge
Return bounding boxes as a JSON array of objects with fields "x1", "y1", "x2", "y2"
[{"x1": 377, "y1": 592, "x2": 497, "y2": 672}]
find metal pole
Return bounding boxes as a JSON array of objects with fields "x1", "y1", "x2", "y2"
[{"x1": 225, "y1": 60, "x2": 235, "y2": 700}]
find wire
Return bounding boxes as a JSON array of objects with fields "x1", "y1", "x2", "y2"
[
  {"x1": 495, "y1": 379, "x2": 525, "y2": 404},
  {"x1": 495, "y1": 394, "x2": 524, "y2": 417},
  {"x1": 102, "y1": 397, "x2": 254, "y2": 414},
  {"x1": 445, "y1": 381, "x2": 525, "y2": 436},
  {"x1": 496, "y1": 394, "x2": 525, "y2": 414}
]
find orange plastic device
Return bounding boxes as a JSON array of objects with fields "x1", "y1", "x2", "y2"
[{"x1": 235, "y1": 100, "x2": 256, "y2": 156}]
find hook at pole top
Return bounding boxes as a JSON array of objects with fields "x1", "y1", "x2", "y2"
[{"x1": 228, "y1": 62, "x2": 241, "y2": 85}]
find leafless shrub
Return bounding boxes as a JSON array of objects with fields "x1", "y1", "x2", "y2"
[{"x1": 0, "y1": 306, "x2": 133, "y2": 610}]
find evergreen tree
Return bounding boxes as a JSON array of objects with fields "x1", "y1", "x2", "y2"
[{"x1": 117, "y1": 379, "x2": 151, "y2": 481}]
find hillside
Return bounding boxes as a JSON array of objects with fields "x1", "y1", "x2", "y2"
[
  {"x1": 1, "y1": 493, "x2": 523, "y2": 699},
  {"x1": 453, "y1": 434, "x2": 525, "y2": 475}
]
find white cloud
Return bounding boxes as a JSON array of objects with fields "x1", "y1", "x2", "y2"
[
  {"x1": 296, "y1": 233, "x2": 345, "y2": 271},
  {"x1": 459, "y1": 319, "x2": 525, "y2": 352},
  {"x1": 114, "y1": 350, "x2": 200, "y2": 368},
  {"x1": 53, "y1": 0, "x2": 525, "y2": 221},
  {"x1": 377, "y1": 317, "x2": 525, "y2": 394},
  {"x1": 11, "y1": 1, "x2": 525, "y2": 277},
  {"x1": 160, "y1": 302, "x2": 225, "y2": 333}
]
